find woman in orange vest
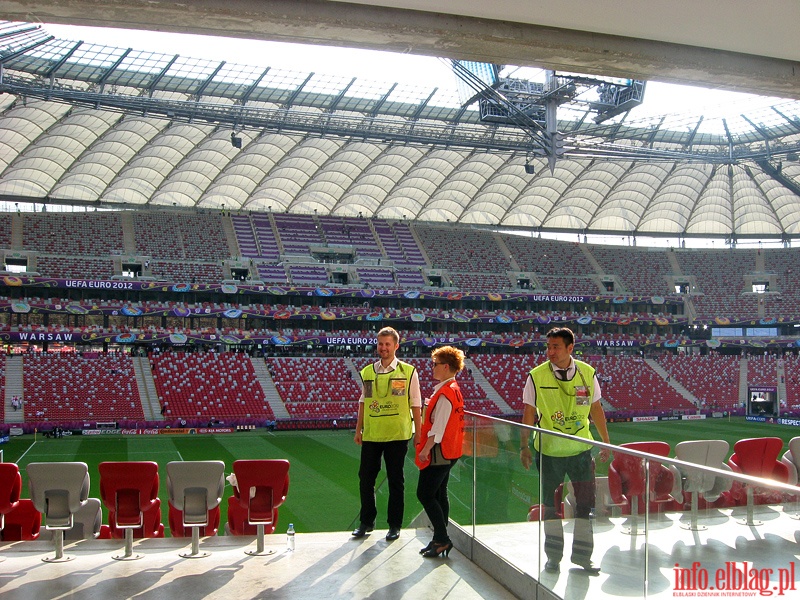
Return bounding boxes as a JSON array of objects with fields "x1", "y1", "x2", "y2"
[{"x1": 415, "y1": 345, "x2": 465, "y2": 558}]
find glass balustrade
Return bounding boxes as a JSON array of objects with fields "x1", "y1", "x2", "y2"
[{"x1": 446, "y1": 412, "x2": 800, "y2": 600}]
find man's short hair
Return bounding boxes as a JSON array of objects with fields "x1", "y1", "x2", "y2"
[
  {"x1": 546, "y1": 327, "x2": 575, "y2": 347},
  {"x1": 377, "y1": 326, "x2": 400, "y2": 344}
]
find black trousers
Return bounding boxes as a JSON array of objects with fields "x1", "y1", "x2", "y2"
[
  {"x1": 536, "y1": 450, "x2": 596, "y2": 562},
  {"x1": 416, "y1": 459, "x2": 457, "y2": 543},
  {"x1": 358, "y1": 439, "x2": 409, "y2": 529}
]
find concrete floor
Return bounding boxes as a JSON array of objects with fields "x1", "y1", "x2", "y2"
[
  {"x1": 473, "y1": 503, "x2": 800, "y2": 600},
  {"x1": 0, "y1": 527, "x2": 517, "y2": 600}
]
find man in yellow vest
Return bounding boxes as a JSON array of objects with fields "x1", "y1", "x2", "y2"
[
  {"x1": 520, "y1": 327, "x2": 610, "y2": 574},
  {"x1": 353, "y1": 326, "x2": 422, "y2": 541}
]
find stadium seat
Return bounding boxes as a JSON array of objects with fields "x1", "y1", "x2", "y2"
[
  {"x1": 229, "y1": 459, "x2": 290, "y2": 555},
  {"x1": 226, "y1": 496, "x2": 279, "y2": 536},
  {"x1": 780, "y1": 436, "x2": 800, "y2": 486},
  {"x1": 99, "y1": 461, "x2": 160, "y2": 560},
  {"x1": 780, "y1": 436, "x2": 800, "y2": 517},
  {"x1": 166, "y1": 460, "x2": 225, "y2": 558},
  {"x1": 608, "y1": 441, "x2": 680, "y2": 534},
  {"x1": 108, "y1": 500, "x2": 165, "y2": 539},
  {"x1": 0, "y1": 462, "x2": 22, "y2": 557},
  {"x1": 27, "y1": 461, "x2": 89, "y2": 562},
  {"x1": 674, "y1": 440, "x2": 732, "y2": 530},
  {"x1": 57, "y1": 498, "x2": 106, "y2": 541},
  {"x1": 727, "y1": 437, "x2": 790, "y2": 526},
  {"x1": 0, "y1": 499, "x2": 41, "y2": 541}
]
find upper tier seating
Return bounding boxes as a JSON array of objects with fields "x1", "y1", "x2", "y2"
[
  {"x1": 318, "y1": 216, "x2": 382, "y2": 259},
  {"x1": 23, "y1": 353, "x2": 143, "y2": 422},
  {"x1": 23, "y1": 213, "x2": 123, "y2": 255},
  {"x1": 394, "y1": 267, "x2": 426, "y2": 287},
  {"x1": 0, "y1": 213, "x2": 11, "y2": 248},
  {"x1": 449, "y1": 272, "x2": 512, "y2": 292},
  {"x1": 356, "y1": 267, "x2": 396, "y2": 288},
  {"x1": 230, "y1": 215, "x2": 260, "y2": 259},
  {"x1": 415, "y1": 224, "x2": 509, "y2": 273},
  {"x1": 132, "y1": 213, "x2": 230, "y2": 261},
  {"x1": 373, "y1": 221, "x2": 419, "y2": 267},
  {"x1": 150, "y1": 261, "x2": 225, "y2": 284},
  {"x1": 150, "y1": 352, "x2": 273, "y2": 420},
  {"x1": 251, "y1": 214, "x2": 281, "y2": 260},
  {"x1": 35, "y1": 256, "x2": 115, "y2": 280},
  {"x1": 657, "y1": 354, "x2": 741, "y2": 410},
  {"x1": 256, "y1": 263, "x2": 289, "y2": 284},
  {"x1": 273, "y1": 214, "x2": 324, "y2": 256},
  {"x1": 763, "y1": 248, "x2": 800, "y2": 320},
  {"x1": 590, "y1": 247, "x2": 673, "y2": 295},
  {"x1": 503, "y1": 235, "x2": 594, "y2": 277},
  {"x1": 676, "y1": 249, "x2": 758, "y2": 320}
]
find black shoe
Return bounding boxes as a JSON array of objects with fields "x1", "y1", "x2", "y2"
[
  {"x1": 421, "y1": 541, "x2": 452, "y2": 558},
  {"x1": 351, "y1": 524, "x2": 374, "y2": 538},
  {"x1": 572, "y1": 558, "x2": 601, "y2": 574},
  {"x1": 385, "y1": 527, "x2": 401, "y2": 541},
  {"x1": 419, "y1": 541, "x2": 435, "y2": 555},
  {"x1": 544, "y1": 559, "x2": 561, "y2": 572}
]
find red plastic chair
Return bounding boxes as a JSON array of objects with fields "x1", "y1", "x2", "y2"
[
  {"x1": 230, "y1": 459, "x2": 290, "y2": 555},
  {"x1": 1, "y1": 498, "x2": 39, "y2": 541},
  {"x1": 226, "y1": 496, "x2": 279, "y2": 536},
  {"x1": 99, "y1": 461, "x2": 160, "y2": 560},
  {"x1": 608, "y1": 441, "x2": 679, "y2": 534},
  {"x1": 0, "y1": 463, "x2": 22, "y2": 539},
  {"x1": 108, "y1": 500, "x2": 165, "y2": 539},
  {"x1": 727, "y1": 437, "x2": 790, "y2": 525}
]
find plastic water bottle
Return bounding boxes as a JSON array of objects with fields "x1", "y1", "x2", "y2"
[{"x1": 286, "y1": 523, "x2": 295, "y2": 552}]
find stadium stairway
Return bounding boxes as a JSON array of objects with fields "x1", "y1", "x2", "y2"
[
  {"x1": 344, "y1": 358, "x2": 362, "y2": 382},
  {"x1": 739, "y1": 357, "x2": 750, "y2": 407},
  {"x1": 464, "y1": 358, "x2": 513, "y2": 414},
  {"x1": 778, "y1": 359, "x2": 788, "y2": 407},
  {"x1": 645, "y1": 358, "x2": 700, "y2": 407},
  {"x1": 4, "y1": 355, "x2": 24, "y2": 423},
  {"x1": 133, "y1": 355, "x2": 163, "y2": 421},
  {"x1": 251, "y1": 357, "x2": 289, "y2": 419}
]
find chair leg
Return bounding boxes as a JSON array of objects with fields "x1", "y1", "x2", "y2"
[
  {"x1": 738, "y1": 486, "x2": 763, "y2": 526},
  {"x1": 681, "y1": 491, "x2": 707, "y2": 531},
  {"x1": 113, "y1": 527, "x2": 143, "y2": 561},
  {"x1": 180, "y1": 526, "x2": 210, "y2": 558},
  {"x1": 43, "y1": 529, "x2": 74, "y2": 563},
  {"x1": 623, "y1": 496, "x2": 645, "y2": 536},
  {"x1": 245, "y1": 523, "x2": 276, "y2": 556}
]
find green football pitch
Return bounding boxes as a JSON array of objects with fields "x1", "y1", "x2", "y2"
[{"x1": 1, "y1": 417, "x2": 798, "y2": 536}]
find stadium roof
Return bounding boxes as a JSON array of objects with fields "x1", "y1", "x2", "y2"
[{"x1": 0, "y1": 21, "x2": 799, "y2": 241}]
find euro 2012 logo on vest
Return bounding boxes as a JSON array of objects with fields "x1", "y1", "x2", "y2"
[
  {"x1": 370, "y1": 400, "x2": 381, "y2": 413},
  {"x1": 552, "y1": 410, "x2": 566, "y2": 427}
]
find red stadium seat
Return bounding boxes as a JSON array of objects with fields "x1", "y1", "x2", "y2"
[
  {"x1": 608, "y1": 441, "x2": 680, "y2": 534},
  {"x1": 727, "y1": 437, "x2": 790, "y2": 525},
  {"x1": 229, "y1": 459, "x2": 290, "y2": 555},
  {"x1": 0, "y1": 463, "x2": 23, "y2": 548},
  {"x1": 0, "y1": 499, "x2": 41, "y2": 541},
  {"x1": 99, "y1": 461, "x2": 161, "y2": 560}
]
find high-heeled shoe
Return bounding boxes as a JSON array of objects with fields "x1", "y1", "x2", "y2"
[
  {"x1": 419, "y1": 541, "x2": 435, "y2": 555},
  {"x1": 421, "y1": 541, "x2": 453, "y2": 558}
]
